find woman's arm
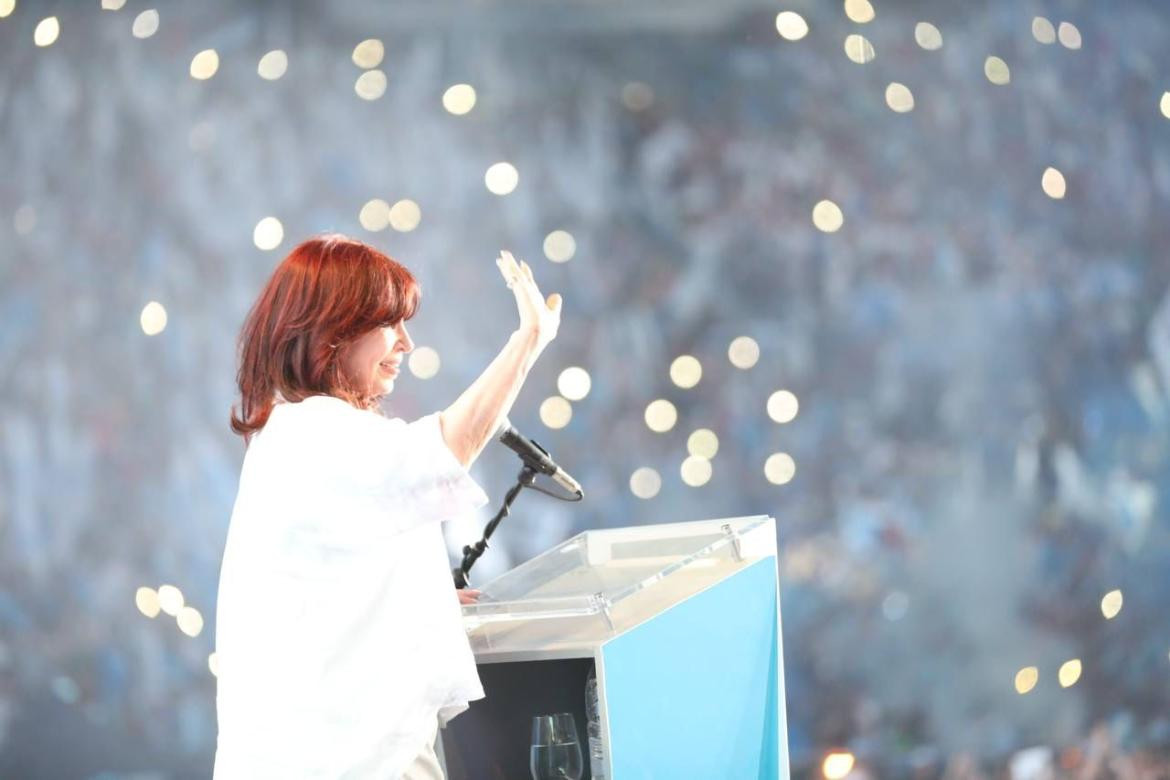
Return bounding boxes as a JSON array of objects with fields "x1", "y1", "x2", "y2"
[{"x1": 439, "y1": 252, "x2": 561, "y2": 467}]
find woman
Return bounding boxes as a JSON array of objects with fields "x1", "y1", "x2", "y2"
[{"x1": 214, "y1": 234, "x2": 561, "y2": 778}]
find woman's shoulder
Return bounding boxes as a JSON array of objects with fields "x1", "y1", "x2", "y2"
[
  {"x1": 273, "y1": 393, "x2": 351, "y2": 412},
  {"x1": 270, "y1": 394, "x2": 406, "y2": 435},
  {"x1": 292, "y1": 393, "x2": 353, "y2": 411},
  {"x1": 253, "y1": 395, "x2": 421, "y2": 474},
  {"x1": 269, "y1": 394, "x2": 357, "y2": 427}
]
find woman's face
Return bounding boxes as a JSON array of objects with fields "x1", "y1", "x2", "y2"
[{"x1": 341, "y1": 320, "x2": 414, "y2": 397}]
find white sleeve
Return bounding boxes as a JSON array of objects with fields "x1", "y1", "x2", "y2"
[{"x1": 364, "y1": 411, "x2": 490, "y2": 526}]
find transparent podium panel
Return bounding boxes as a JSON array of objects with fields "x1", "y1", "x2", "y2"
[{"x1": 462, "y1": 515, "x2": 775, "y2": 661}]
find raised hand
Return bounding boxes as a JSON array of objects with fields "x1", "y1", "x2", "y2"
[{"x1": 496, "y1": 250, "x2": 561, "y2": 348}]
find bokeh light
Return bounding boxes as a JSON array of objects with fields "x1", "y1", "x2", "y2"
[
  {"x1": 539, "y1": 396, "x2": 573, "y2": 429},
  {"x1": 258, "y1": 50, "x2": 288, "y2": 80},
  {"x1": 765, "y1": 453, "x2": 796, "y2": 485},
  {"x1": 687, "y1": 429, "x2": 719, "y2": 459},
  {"x1": 442, "y1": 83, "x2": 477, "y2": 115},
  {"x1": 813, "y1": 200, "x2": 844, "y2": 232},
  {"x1": 843, "y1": 34, "x2": 875, "y2": 64},
  {"x1": 670, "y1": 355, "x2": 702, "y2": 389},
  {"x1": 485, "y1": 162, "x2": 519, "y2": 195},
  {"x1": 0, "y1": 0, "x2": 16, "y2": 19},
  {"x1": 177, "y1": 606, "x2": 204, "y2": 638},
  {"x1": 189, "y1": 49, "x2": 220, "y2": 80},
  {"x1": 1101, "y1": 589, "x2": 1123, "y2": 619},
  {"x1": 844, "y1": 0, "x2": 874, "y2": 24},
  {"x1": 1058, "y1": 21, "x2": 1082, "y2": 49},
  {"x1": 557, "y1": 367, "x2": 592, "y2": 401},
  {"x1": 543, "y1": 230, "x2": 577, "y2": 263},
  {"x1": 208, "y1": 653, "x2": 220, "y2": 677},
  {"x1": 775, "y1": 12, "x2": 809, "y2": 41},
  {"x1": 157, "y1": 584, "x2": 184, "y2": 616},
  {"x1": 132, "y1": 9, "x2": 159, "y2": 39},
  {"x1": 621, "y1": 82, "x2": 654, "y2": 111},
  {"x1": 629, "y1": 467, "x2": 661, "y2": 499},
  {"x1": 253, "y1": 217, "x2": 284, "y2": 250},
  {"x1": 140, "y1": 302, "x2": 167, "y2": 336},
  {"x1": 885, "y1": 82, "x2": 914, "y2": 113},
  {"x1": 1160, "y1": 92, "x2": 1170, "y2": 119},
  {"x1": 355, "y1": 70, "x2": 387, "y2": 100},
  {"x1": 388, "y1": 199, "x2": 421, "y2": 232},
  {"x1": 644, "y1": 399, "x2": 678, "y2": 433},
  {"x1": 1014, "y1": 666, "x2": 1039, "y2": 694},
  {"x1": 767, "y1": 390, "x2": 800, "y2": 423},
  {"x1": 135, "y1": 586, "x2": 161, "y2": 618},
  {"x1": 352, "y1": 39, "x2": 384, "y2": 68},
  {"x1": 984, "y1": 56, "x2": 1011, "y2": 86},
  {"x1": 1032, "y1": 17, "x2": 1056, "y2": 44},
  {"x1": 408, "y1": 346, "x2": 441, "y2": 379},
  {"x1": 882, "y1": 591, "x2": 909, "y2": 621},
  {"x1": 33, "y1": 16, "x2": 59, "y2": 47},
  {"x1": 680, "y1": 455, "x2": 712, "y2": 487},
  {"x1": 823, "y1": 752, "x2": 856, "y2": 780},
  {"x1": 915, "y1": 22, "x2": 943, "y2": 50},
  {"x1": 728, "y1": 336, "x2": 760, "y2": 369},
  {"x1": 359, "y1": 198, "x2": 391, "y2": 231},
  {"x1": 1058, "y1": 659, "x2": 1082, "y2": 688},
  {"x1": 1042, "y1": 167, "x2": 1067, "y2": 199}
]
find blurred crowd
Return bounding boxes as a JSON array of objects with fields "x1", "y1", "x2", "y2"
[{"x1": 1, "y1": 1, "x2": 1168, "y2": 776}]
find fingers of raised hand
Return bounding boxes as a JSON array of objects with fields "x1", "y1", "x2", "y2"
[
  {"x1": 498, "y1": 252, "x2": 560, "y2": 321},
  {"x1": 519, "y1": 261, "x2": 544, "y2": 300},
  {"x1": 502, "y1": 251, "x2": 522, "y2": 279},
  {"x1": 497, "y1": 251, "x2": 523, "y2": 287}
]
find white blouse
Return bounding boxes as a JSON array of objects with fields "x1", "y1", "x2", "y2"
[{"x1": 213, "y1": 395, "x2": 489, "y2": 779}]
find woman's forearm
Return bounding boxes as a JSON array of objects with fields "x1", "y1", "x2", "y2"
[{"x1": 439, "y1": 327, "x2": 543, "y2": 467}]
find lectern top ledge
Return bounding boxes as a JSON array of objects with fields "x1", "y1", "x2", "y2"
[{"x1": 462, "y1": 514, "x2": 776, "y2": 662}]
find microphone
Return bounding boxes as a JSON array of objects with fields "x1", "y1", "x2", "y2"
[{"x1": 496, "y1": 419, "x2": 583, "y2": 498}]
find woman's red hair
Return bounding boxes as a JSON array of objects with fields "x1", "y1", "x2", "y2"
[{"x1": 230, "y1": 234, "x2": 420, "y2": 442}]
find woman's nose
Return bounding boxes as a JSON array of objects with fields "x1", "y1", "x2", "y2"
[{"x1": 396, "y1": 324, "x2": 414, "y2": 353}]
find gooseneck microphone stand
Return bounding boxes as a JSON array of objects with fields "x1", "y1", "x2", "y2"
[
  {"x1": 453, "y1": 439, "x2": 584, "y2": 589},
  {"x1": 452, "y1": 464, "x2": 539, "y2": 589}
]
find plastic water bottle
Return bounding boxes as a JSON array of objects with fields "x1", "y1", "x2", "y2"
[{"x1": 585, "y1": 666, "x2": 607, "y2": 779}]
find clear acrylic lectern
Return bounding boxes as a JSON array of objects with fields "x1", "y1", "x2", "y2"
[{"x1": 440, "y1": 515, "x2": 790, "y2": 779}]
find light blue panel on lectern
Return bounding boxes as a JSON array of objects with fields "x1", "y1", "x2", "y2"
[{"x1": 600, "y1": 557, "x2": 785, "y2": 779}]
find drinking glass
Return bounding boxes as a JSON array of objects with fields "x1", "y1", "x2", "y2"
[{"x1": 530, "y1": 712, "x2": 583, "y2": 780}]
